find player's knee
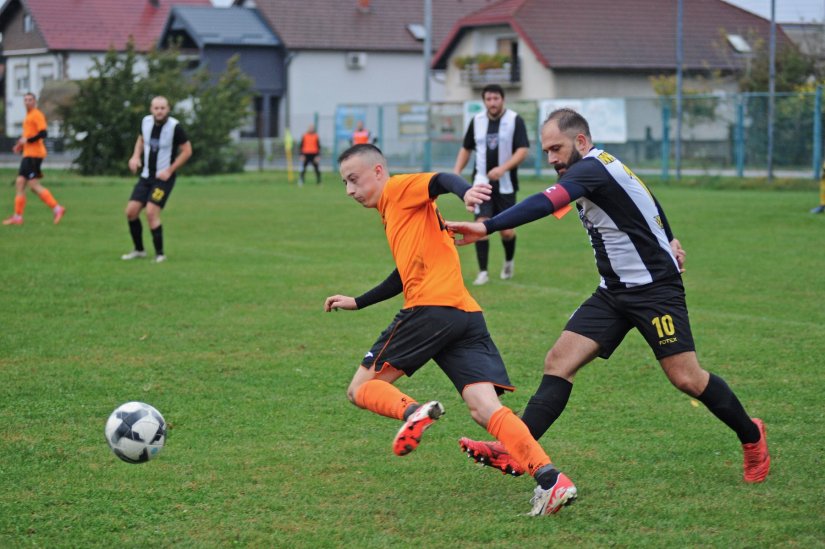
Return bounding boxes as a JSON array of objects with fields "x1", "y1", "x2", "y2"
[
  {"x1": 544, "y1": 347, "x2": 566, "y2": 375},
  {"x1": 346, "y1": 384, "x2": 360, "y2": 407},
  {"x1": 667, "y1": 371, "x2": 703, "y2": 397},
  {"x1": 468, "y1": 406, "x2": 488, "y2": 427}
]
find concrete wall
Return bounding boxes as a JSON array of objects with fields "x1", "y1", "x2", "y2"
[{"x1": 285, "y1": 50, "x2": 447, "y2": 148}]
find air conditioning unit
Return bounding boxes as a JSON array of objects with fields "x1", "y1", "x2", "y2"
[{"x1": 345, "y1": 52, "x2": 367, "y2": 70}]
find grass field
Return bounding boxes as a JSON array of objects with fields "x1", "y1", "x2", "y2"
[{"x1": 1, "y1": 168, "x2": 824, "y2": 547}]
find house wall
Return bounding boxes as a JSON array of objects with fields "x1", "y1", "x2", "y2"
[
  {"x1": 3, "y1": 51, "x2": 136, "y2": 137},
  {"x1": 204, "y1": 46, "x2": 285, "y2": 93},
  {"x1": 554, "y1": 71, "x2": 658, "y2": 99},
  {"x1": 441, "y1": 27, "x2": 558, "y2": 102},
  {"x1": 286, "y1": 50, "x2": 447, "y2": 146}
]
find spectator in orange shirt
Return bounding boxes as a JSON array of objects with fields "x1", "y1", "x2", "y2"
[
  {"x1": 350, "y1": 120, "x2": 374, "y2": 145},
  {"x1": 322, "y1": 144, "x2": 578, "y2": 516},
  {"x1": 299, "y1": 123, "x2": 321, "y2": 185},
  {"x1": 3, "y1": 92, "x2": 65, "y2": 226}
]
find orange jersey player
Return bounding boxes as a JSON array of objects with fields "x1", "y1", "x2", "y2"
[
  {"x1": 3, "y1": 92, "x2": 65, "y2": 226},
  {"x1": 322, "y1": 144, "x2": 577, "y2": 516}
]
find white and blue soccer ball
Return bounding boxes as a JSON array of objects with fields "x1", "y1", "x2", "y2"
[{"x1": 104, "y1": 401, "x2": 166, "y2": 463}]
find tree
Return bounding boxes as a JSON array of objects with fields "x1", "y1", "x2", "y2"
[
  {"x1": 62, "y1": 41, "x2": 254, "y2": 175},
  {"x1": 180, "y1": 56, "x2": 253, "y2": 175},
  {"x1": 61, "y1": 41, "x2": 147, "y2": 175}
]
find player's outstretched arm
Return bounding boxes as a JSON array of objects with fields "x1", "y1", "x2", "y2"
[
  {"x1": 324, "y1": 295, "x2": 357, "y2": 312},
  {"x1": 444, "y1": 221, "x2": 488, "y2": 246}
]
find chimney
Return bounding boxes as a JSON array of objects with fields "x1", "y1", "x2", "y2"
[{"x1": 357, "y1": 0, "x2": 370, "y2": 13}]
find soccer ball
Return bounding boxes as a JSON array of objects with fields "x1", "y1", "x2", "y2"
[{"x1": 104, "y1": 401, "x2": 166, "y2": 463}]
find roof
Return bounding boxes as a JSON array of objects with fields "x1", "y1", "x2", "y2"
[
  {"x1": 433, "y1": 0, "x2": 796, "y2": 71},
  {"x1": 244, "y1": 0, "x2": 498, "y2": 53},
  {"x1": 1, "y1": 0, "x2": 211, "y2": 52},
  {"x1": 161, "y1": 6, "x2": 280, "y2": 48}
]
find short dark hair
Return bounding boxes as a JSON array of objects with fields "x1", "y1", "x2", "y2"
[
  {"x1": 544, "y1": 108, "x2": 591, "y2": 140},
  {"x1": 337, "y1": 143, "x2": 385, "y2": 165},
  {"x1": 481, "y1": 84, "x2": 505, "y2": 99}
]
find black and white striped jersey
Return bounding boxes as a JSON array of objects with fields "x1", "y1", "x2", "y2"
[{"x1": 559, "y1": 148, "x2": 680, "y2": 290}]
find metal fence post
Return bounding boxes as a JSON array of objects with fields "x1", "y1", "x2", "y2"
[
  {"x1": 813, "y1": 85, "x2": 822, "y2": 180},
  {"x1": 534, "y1": 107, "x2": 542, "y2": 177},
  {"x1": 736, "y1": 96, "x2": 745, "y2": 177},
  {"x1": 378, "y1": 105, "x2": 384, "y2": 151},
  {"x1": 661, "y1": 103, "x2": 670, "y2": 180},
  {"x1": 423, "y1": 105, "x2": 432, "y2": 172}
]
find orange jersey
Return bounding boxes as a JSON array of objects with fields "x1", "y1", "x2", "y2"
[
  {"x1": 352, "y1": 129, "x2": 371, "y2": 144},
  {"x1": 22, "y1": 108, "x2": 47, "y2": 158},
  {"x1": 301, "y1": 132, "x2": 320, "y2": 154},
  {"x1": 378, "y1": 173, "x2": 480, "y2": 312}
]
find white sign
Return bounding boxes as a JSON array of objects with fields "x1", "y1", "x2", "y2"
[{"x1": 539, "y1": 98, "x2": 627, "y2": 143}]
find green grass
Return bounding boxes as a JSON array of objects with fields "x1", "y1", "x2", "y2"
[{"x1": 1, "y1": 169, "x2": 823, "y2": 547}]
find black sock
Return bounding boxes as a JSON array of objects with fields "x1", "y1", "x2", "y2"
[
  {"x1": 521, "y1": 375, "x2": 573, "y2": 440},
  {"x1": 534, "y1": 464, "x2": 560, "y2": 489},
  {"x1": 403, "y1": 403, "x2": 420, "y2": 421},
  {"x1": 151, "y1": 225, "x2": 164, "y2": 256},
  {"x1": 476, "y1": 239, "x2": 489, "y2": 271},
  {"x1": 128, "y1": 218, "x2": 144, "y2": 251},
  {"x1": 697, "y1": 373, "x2": 759, "y2": 444},
  {"x1": 315, "y1": 165, "x2": 321, "y2": 183},
  {"x1": 502, "y1": 235, "x2": 516, "y2": 261}
]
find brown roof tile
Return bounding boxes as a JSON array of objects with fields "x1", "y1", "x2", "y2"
[
  {"x1": 250, "y1": 0, "x2": 498, "y2": 52},
  {"x1": 12, "y1": 0, "x2": 211, "y2": 52},
  {"x1": 434, "y1": 0, "x2": 794, "y2": 71}
]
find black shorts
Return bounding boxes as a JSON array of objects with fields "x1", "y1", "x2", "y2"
[
  {"x1": 475, "y1": 190, "x2": 516, "y2": 219},
  {"x1": 362, "y1": 306, "x2": 514, "y2": 395},
  {"x1": 302, "y1": 153, "x2": 319, "y2": 164},
  {"x1": 565, "y1": 276, "x2": 696, "y2": 360},
  {"x1": 129, "y1": 177, "x2": 176, "y2": 208},
  {"x1": 19, "y1": 157, "x2": 44, "y2": 180}
]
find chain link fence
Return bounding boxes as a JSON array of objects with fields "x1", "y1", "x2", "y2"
[{"x1": 241, "y1": 90, "x2": 823, "y2": 180}]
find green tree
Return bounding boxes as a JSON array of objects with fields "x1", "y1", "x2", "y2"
[
  {"x1": 61, "y1": 41, "x2": 147, "y2": 175},
  {"x1": 182, "y1": 55, "x2": 253, "y2": 174},
  {"x1": 62, "y1": 42, "x2": 254, "y2": 175},
  {"x1": 737, "y1": 36, "x2": 819, "y2": 93}
]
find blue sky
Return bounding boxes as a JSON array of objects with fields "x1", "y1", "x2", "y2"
[{"x1": 722, "y1": 0, "x2": 825, "y2": 23}]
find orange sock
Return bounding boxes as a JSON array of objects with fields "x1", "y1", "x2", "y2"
[
  {"x1": 354, "y1": 379, "x2": 417, "y2": 420},
  {"x1": 38, "y1": 189, "x2": 58, "y2": 209},
  {"x1": 14, "y1": 195, "x2": 26, "y2": 216},
  {"x1": 487, "y1": 406, "x2": 551, "y2": 477}
]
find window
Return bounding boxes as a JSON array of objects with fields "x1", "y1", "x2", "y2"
[
  {"x1": 23, "y1": 14, "x2": 34, "y2": 33},
  {"x1": 496, "y1": 38, "x2": 516, "y2": 57},
  {"x1": 15, "y1": 65, "x2": 30, "y2": 94},
  {"x1": 38, "y1": 63, "x2": 55, "y2": 86},
  {"x1": 727, "y1": 34, "x2": 752, "y2": 54},
  {"x1": 407, "y1": 24, "x2": 426, "y2": 41}
]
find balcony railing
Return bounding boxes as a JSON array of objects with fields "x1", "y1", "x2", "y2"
[{"x1": 459, "y1": 58, "x2": 521, "y2": 88}]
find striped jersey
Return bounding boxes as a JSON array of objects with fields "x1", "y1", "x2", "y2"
[{"x1": 558, "y1": 148, "x2": 680, "y2": 289}]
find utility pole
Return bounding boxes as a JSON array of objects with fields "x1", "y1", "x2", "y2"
[
  {"x1": 675, "y1": 0, "x2": 683, "y2": 181},
  {"x1": 423, "y1": 0, "x2": 432, "y2": 171},
  {"x1": 767, "y1": 0, "x2": 776, "y2": 182}
]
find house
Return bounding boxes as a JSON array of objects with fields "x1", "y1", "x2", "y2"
[
  {"x1": 0, "y1": 0, "x2": 210, "y2": 138},
  {"x1": 233, "y1": 0, "x2": 496, "y2": 141},
  {"x1": 432, "y1": 0, "x2": 795, "y2": 101},
  {"x1": 158, "y1": 6, "x2": 285, "y2": 138}
]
